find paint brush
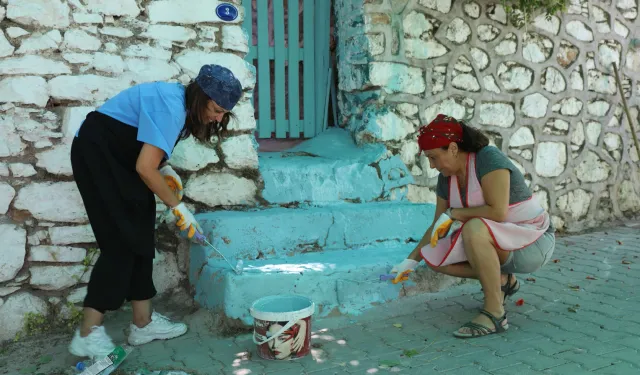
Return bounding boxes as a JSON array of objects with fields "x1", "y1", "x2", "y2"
[{"x1": 194, "y1": 232, "x2": 243, "y2": 274}]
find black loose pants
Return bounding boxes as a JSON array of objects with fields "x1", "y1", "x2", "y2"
[{"x1": 70, "y1": 112, "x2": 157, "y2": 313}]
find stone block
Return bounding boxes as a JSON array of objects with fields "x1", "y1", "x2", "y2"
[
  {"x1": 99, "y1": 27, "x2": 133, "y2": 38},
  {"x1": 566, "y1": 20, "x2": 593, "y2": 41},
  {"x1": 0, "y1": 55, "x2": 70, "y2": 76},
  {"x1": 28, "y1": 246, "x2": 86, "y2": 263},
  {"x1": 16, "y1": 30, "x2": 61, "y2": 54},
  {"x1": 49, "y1": 75, "x2": 132, "y2": 102},
  {"x1": 30, "y1": 265, "x2": 86, "y2": 290},
  {"x1": 424, "y1": 96, "x2": 475, "y2": 123},
  {"x1": 479, "y1": 102, "x2": 515, "y2": 127},
  {"x1": 6, "y1": 27, "x2": 28, "y2": 38},
  {"x1": 0, "y1": 224, "x2": 26, "y2": 283},
  {"x1": 445, "y1": 18, "x2": 471, "y2": 44},
  {"x1": 141, "y1": 25, "x2": 197, "y2": 42},
  {"x1": 369, "y1": 62, "x2": 425, "y2": 95},
  {"x1": 14, "y1": 182, "x2": 88, "y2": 223},
  {"x1": 10, "y1": 163, "x2": 36, "y2": 177},
  {"x1": 360, "y1": 107, "x2": 415, "y2": 142},
  {"x1": 169, "y1": 136, "x2": 219, "y2": 172},
  {"x1": 522, "y1": 93, "x2": 549, "y2": 118},
  {"x1": 0, "y1": 30, "x2": 15, "y2": 57},
  {"x1": 497, "y1": 62, "x2": 533, "y2": 92},
  {"x1": 0, "y1": 183, "x2": 15, "y2": 214},
  {"x1": 91, "y1": 52, "x2": 124, "y2": 74},
  {"x1": 557, "y1": 189, "x2": 592, "y2": 220},
  {"x1": 185, "y1": 172, "x2": 257, "y2": 207},
  {"x1": 83, "y1": 0, "x2": 140, "y2": 16},
  {"x1": 61, "y1": 107, "x2": 95, "y2": 138},
  {"x1": 35, "y1": 140, "x2": 73, "y2": 176},
  {"x1": 221, "y1": 25, "x2": 248, "y2": 53},
  {"x1": 0, "y1": 293, "x2": 47, "y2": 342},
  {"x1": 48, "y1": 225, "x2": 96, "y2": 245},
  {"x1": 0, "y1": 115, "x2": 27, "y2": 156},
  {"x1": 72, "y1": 12, "x2": 103, "y2": 24},
  {"x1": 124, "y1": 58, "x2": 181, "y2": 84},
  {"x1": 221, "y1": 135, "x2": 258, "y2": 170},
  {"x1": 7, "y1": 0, "x2": 70, "y2": 28},
  {"x1": 535, "y1": 142, "x2": 567, "y2": 177},
  {"x1": 62, "y1": 29, "x2": 101, "y2": 51}
]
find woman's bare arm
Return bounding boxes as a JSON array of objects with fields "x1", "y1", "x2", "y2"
[{"x1": 450, "y1": 169, "x2": 510, "y2": 223}]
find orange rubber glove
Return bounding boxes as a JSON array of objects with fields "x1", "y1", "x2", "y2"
[
  {"x1": 430, "y1": 212, "x2": 453, "y2": 248},
  {"x1": 171, "y1": 202, "x2": 203, "y2": 240},
  {"x1": 160, "y1": 165, "x2": 183, "y2": 201}
]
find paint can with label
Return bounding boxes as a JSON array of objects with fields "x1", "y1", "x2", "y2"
[{"x1": 250, "y1": 295, "x2": 315, "y2": 360}]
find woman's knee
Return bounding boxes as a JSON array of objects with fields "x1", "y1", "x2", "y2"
[{"x1": 461, "y1": 218, "x2": 491, "y2": 244}]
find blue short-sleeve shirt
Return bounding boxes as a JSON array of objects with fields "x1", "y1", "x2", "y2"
[{"x1": 89, "y1": 82, "x2": 187, "y2": 159}]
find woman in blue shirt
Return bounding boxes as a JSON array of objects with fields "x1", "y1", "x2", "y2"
[{"x1": 68, "y1": 64, "x2": 243, "y2": 359}]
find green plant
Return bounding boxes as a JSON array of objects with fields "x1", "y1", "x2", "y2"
[
  {"x1": 64, "y1": 302, "x2": 84, "y2": 330},
  {"x1": 83, "y1": 248, "x2": 100, "y2": 269},
  {"x1": 501, "y1": 0, "x2": 568, "y2": 27},
  {"x1": 20, "y1": 312, "x2": 50, "y2": 339}
]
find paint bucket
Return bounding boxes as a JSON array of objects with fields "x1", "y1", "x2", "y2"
[{"x1": 250, "y1": 295, "x2": 315, "y2": 360}]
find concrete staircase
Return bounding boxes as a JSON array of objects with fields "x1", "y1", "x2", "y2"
[{"x1": 190, "y1": 128, "x2": 439, "y2": 325}]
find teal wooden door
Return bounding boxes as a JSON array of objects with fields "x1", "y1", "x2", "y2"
[{"x1": 243, "y1": 0, "x2": 332, "y2": 139}]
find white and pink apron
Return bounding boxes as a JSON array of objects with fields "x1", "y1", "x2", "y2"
[{"x1": 421, "y1": 153, "x2": 550, "y2": 267}]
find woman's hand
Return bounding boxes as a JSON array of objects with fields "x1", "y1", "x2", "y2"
[
  {"x1": 430, "y1": 211, "x2": 454, "y2": 247},
  {"x1": 391, "y1": 259, "x2": 419, "y2": 274},
  {"x1": 136, "y1": 144, "x2": 181, "y2": 209},
  {"x1": 172, "y1": 202, "x2": 203, "y2": 240},
  {"x1": 159, "y1": 165, "x2": 184, "y2": 201}
]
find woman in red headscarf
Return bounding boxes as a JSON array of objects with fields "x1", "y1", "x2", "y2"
[{"x1": 391, "y1": 114, "x2": 555, "y2": 338}]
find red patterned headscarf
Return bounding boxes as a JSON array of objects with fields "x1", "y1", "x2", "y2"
[{"x1": 417, "y1": 114, "x2": 463, "y2": 151}]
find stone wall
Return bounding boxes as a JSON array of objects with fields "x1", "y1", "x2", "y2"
[
  {"x1": 335, "y1": 0, "x2": 640, "y2": 232},
  {"x1": 0, "y1": 0, "x2": 259, "y2": 342}
]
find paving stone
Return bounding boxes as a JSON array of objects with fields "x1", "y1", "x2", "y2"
[
  {"x1": 492, "y1": 365, "x2": 544, "y2": 374},
  {"x1": 599, "y1": 348, "x2": 640, "y2": 367},
  {"x1": 519, "y1": 351, "x2": 569, "y2": 371},
  {"x1": 525, "y1": 336, "x2": 589, "y2": 356},
  {"x1": 592, "y1": 362, "x2": 640, "y2": 374},
  {"x1": 617, "y1": 336, "x2": 640, "y2": 351},
  {"x1": 541, "y1": 362, "x2": 597, "y2": 374},
  {"x1": 553, "y1": 348, "x2": 621, "y2": 370}
]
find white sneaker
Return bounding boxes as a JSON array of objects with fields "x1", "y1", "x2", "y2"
[
  {"x1": 69, "y1": 326, "x2": 116, "y2": 359},
  {"x1": 128, "y1": 311, "x2": 188, "y2": 346}
]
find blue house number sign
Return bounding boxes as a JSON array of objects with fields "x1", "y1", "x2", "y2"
[{"x1": 216, "y1": 3, "x2": 238, "y2": 22}]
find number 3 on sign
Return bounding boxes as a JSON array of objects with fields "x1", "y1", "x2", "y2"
[{"x1": 216, "y1": 3, "x2": 239, "y2": 22}]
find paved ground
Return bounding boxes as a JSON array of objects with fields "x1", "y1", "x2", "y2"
[{"x1": 1, "y1": 225, "x2": 640, "y2": 375}]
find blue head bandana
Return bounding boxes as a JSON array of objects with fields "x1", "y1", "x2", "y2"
[{"x1": 195, "y1": 64, "x2": 243, "y2": 111}]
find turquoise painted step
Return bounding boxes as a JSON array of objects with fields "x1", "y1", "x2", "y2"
[
  {"x1": 259, "y1": 154, "x2": 384, "y2": 203},
  {"x1": 193, "y1": 243, "x2": 419, "y2": 325},
  {"x1": 190, "y1": 202, "x2": 436, "y2": 323},
  {"x1": 191, "y1": 202, "x2": 436, "y2": 269},
  {"x1": 259, "y1": 128, "x2": 414, "y2": 204}
]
